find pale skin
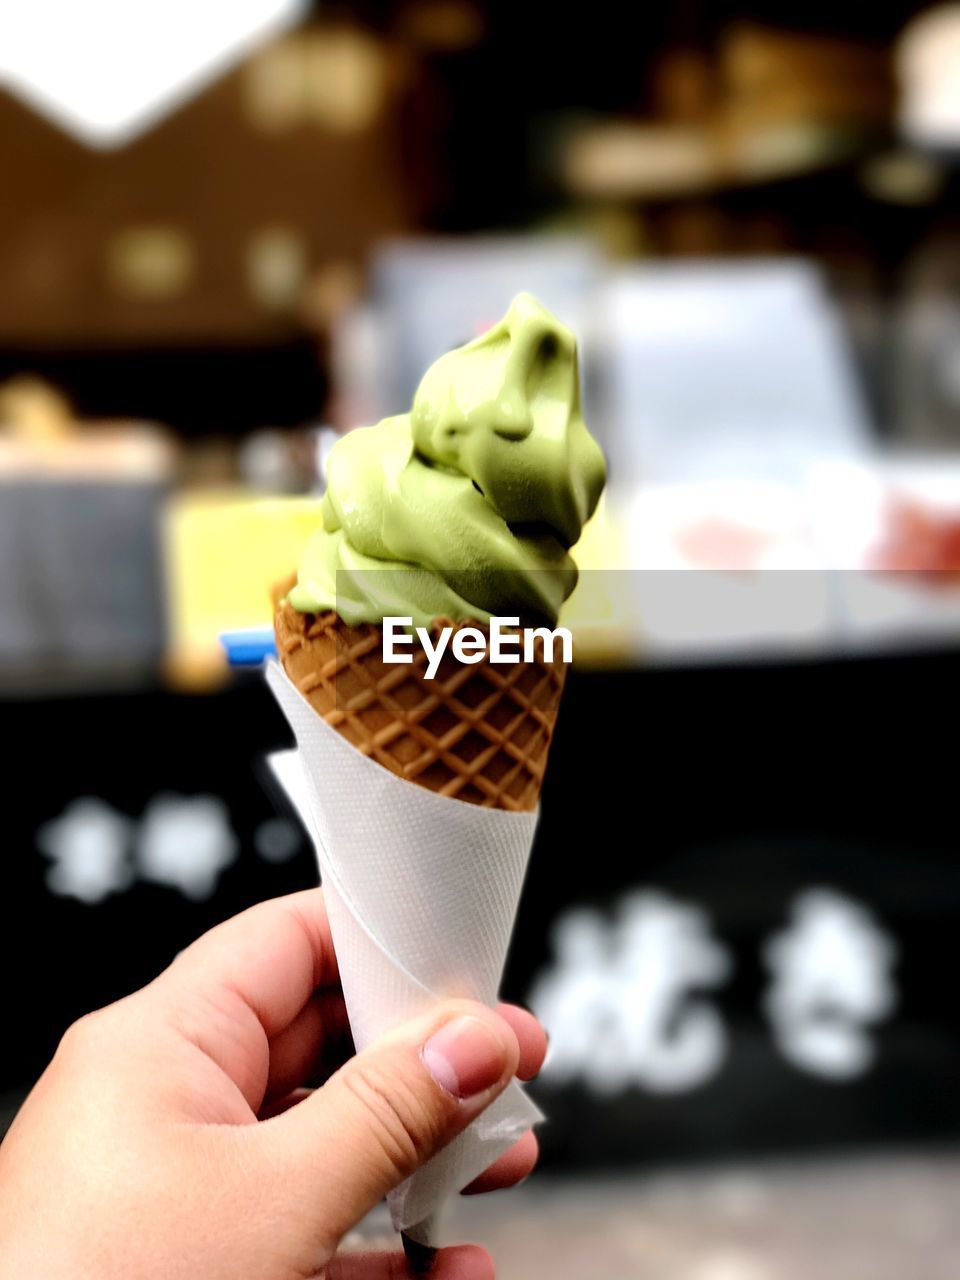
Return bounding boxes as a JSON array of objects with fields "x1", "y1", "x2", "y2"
[{"x1": 0, "y1": 890, "x2": 546, "y2": 1279}]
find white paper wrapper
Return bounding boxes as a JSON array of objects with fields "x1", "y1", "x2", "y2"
[{"x1": 265, "y1": 660, "x2": 543, "y2": 1244}]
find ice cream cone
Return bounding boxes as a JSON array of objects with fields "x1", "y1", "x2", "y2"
[
  {"x1": 263, "y1": 295, "x2": 604, "y2": 1257},
  {"x1": 272, "y1": 579, "x2": 567, "y2": 813}
]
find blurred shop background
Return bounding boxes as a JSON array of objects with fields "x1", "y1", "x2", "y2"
[{"x1": 4, "y1": 1, "x2": 960, "y2": 1276}]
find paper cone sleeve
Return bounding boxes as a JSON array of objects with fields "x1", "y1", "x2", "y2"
[{"x1": 266, "y1": 653, "x2": 547, "y2": 1240}]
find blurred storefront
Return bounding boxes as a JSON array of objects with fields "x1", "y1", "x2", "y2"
[{"x1": 3, "y1": 2, "x2": 960, "y2": 1276}]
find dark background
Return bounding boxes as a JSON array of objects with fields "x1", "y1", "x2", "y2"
[{"x1": 6, "y1": 651, "x2": 958, "y2": 1167}]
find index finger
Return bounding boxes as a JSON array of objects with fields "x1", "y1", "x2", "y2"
[{"x1": 160, "y1": 888, "x2": 337, "y2": 1039}]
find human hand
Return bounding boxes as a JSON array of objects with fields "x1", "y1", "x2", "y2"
[{"x1": 0, "y1": 890, "x2": 546, "y2": 1279}]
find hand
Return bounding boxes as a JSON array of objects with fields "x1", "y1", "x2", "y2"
[{"x1": 0, "y1": 890, "x2": 546, "y2": 1279}]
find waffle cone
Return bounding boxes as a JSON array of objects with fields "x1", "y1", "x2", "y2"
[{"x1": 273, "y1": 578, "x2": 567, "y2": 811}]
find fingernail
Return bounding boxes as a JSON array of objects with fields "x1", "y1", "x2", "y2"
[{"x1": 422, "y1": 1016, "x2": 509, "y2": 1099}]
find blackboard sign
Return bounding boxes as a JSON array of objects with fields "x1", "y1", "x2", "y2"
[{"x1": 5, "y1": 652, "x2": 959, "y2": 1167}]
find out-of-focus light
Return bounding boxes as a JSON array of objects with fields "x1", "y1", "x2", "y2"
[
  {"x1": 303, "y1": 29, "x2": 387, "y2": 133},
  {"x1": 107, "y1": 226, "x2": 195, "y2": 298},
  {"x1": 899, "y1": 4, "x2": 960, "y2": 148},
  {"x1": 246, "y1": 227, "x2": 308, "y2": 310},
  {"x1": 0, "y1": 376, "x2": 73, "y2": 442},
  {"x1": 0, "y1": 0, "x2": 307, "y2": 148},
  {"x1": 859, "y1": 149, "x2": 944, "y2": 205},
  {"x1": 243, "y1": 37, "x2": 306, "y2": 131},
  {"x1": 244, "y1": 28, "x2": 388, "y2": 136},
  {"x1": 565, "y1": 123, "x2": 715, "y2": 199},
  {"x1": 398, "y1": 1, "x2": 485, "y2": 52}
]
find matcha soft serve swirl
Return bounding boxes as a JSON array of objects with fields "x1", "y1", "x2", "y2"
[{"x1": 287, "y1": 292, "x2": 606, "y2": 628}]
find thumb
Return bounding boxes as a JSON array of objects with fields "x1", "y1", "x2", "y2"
[{"x1": 252, "y1": 999, "x2": 520, "y2": 1253}]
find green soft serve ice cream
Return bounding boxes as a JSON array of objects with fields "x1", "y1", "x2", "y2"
[{"x1": 287, "y1": 293, "x2": 606, "y2": 629}]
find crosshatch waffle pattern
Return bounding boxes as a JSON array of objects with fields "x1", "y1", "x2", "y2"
[{"x1": 274, "y1": 597, "x2": 568, "y2": 811}]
